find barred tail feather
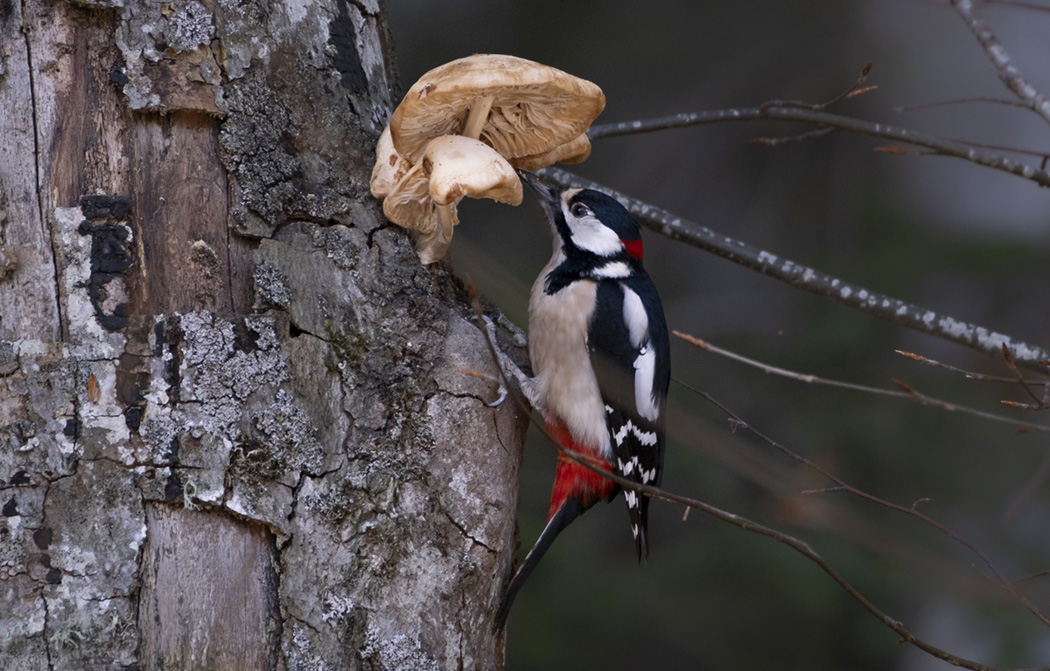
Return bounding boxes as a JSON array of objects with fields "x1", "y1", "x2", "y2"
[{"x1": 624, "y1": 487, "x2": 650, "y2": 562}]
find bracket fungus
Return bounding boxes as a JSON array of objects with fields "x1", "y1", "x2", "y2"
[{"x1": 370, "y1": 54, "x2": 605, "y2": 263}]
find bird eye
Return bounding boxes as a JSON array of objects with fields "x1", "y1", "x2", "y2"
[{"x1": 569, "y1": 202, "x2": 592, "y2": 219}]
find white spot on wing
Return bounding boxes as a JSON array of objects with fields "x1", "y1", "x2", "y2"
[
  {"x1": 633, "y1": 347, "x2": 659, "y2": 422},
  {"x1": 621, "y1": 287, "x2": 649, "y2": 349},
  {"x1": 622, "y1": 286, "x2": 660, "y2": 422}
]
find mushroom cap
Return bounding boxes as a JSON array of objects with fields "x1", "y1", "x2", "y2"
[
  {"x1": 510, "y1": 133, "x2": 592, "y2": 172},
  {"x1": 425, "y1": 135, "x2": 522, "y2": 207},
  {"x1": 390, "y1": 54, "x2": 605, "y2": 163},
  {"x1": 370, "y1": 126, "x2": 412, "y2": 199}
]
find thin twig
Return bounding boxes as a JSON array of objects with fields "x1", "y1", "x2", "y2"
[
  {"x1": 1004, "y1": 448, "x2": 1050, "y2": 522},
  {"x1": 896, "y1": 349, "x2": 1050, "y2": 384},
  {"x1": 983, "y1": 0, "x2": 1050, "y2": 12},
  {"x1": 674, "y1": 331, "x2": 905, "y2": 396},
  {"x1": 894, "y1": 96, "x2": 1031, "y2": 113},
  {"x1": 762, "y1": 62, "x2": 876, "y2": 112},
  {"x1": 554, "y1": 420, "x2": 1050, "y2": 670},
  {"x1": 680, "y1": 382, "x2": 1050, "y2": 631},
  {"x1": 585, "y1": 106, "x2": 1050, "y2": 188},
  {"x1": 1001, "y1": 343, "x2": 1050, "y2": 409},
  {"x1": 674, "y1": 331, "x2": 1050, "y2": 432},
  {"x1": 1014, "y1": 568, "x2": 1050, "y2": 585},
  {"x1": 539, "y1": 166, "x2": 1050, "y2": 371},
  {"x1": 941, "y1": 138, "x2": 1050, "y2": 162},
  {"x1": 752, "y1": 127, "x2": 835, "y2": 146},
  {"x1": 950, "y1": 0, "x2": 1050, "y2": 125}
]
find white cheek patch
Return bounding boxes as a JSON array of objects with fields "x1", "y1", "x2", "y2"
[
  {"x1": 562, "y1": 194, "x2": 623, "y2": 257},
  {"x1": 568, "y1": 216, "x2": 623, "y2": 256}
]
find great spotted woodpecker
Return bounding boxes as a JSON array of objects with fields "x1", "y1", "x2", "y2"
[{"x1": 496, "y1": 171, "x2": 670, "y2": 628}]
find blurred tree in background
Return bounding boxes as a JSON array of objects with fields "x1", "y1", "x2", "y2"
[{"x1": 388, "y1": 1, "x2": 1050, "y2": 669}]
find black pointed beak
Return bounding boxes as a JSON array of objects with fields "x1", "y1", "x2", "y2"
[{"x1": 517, "y1": 169, "x2": 560, "y2": 213}]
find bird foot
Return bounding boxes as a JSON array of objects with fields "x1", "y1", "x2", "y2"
[{"x1": 479, "y1": 314, "x2": 542, "y2": 409}]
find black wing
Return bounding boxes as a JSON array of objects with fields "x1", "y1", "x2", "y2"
[{"x1": 588, "y1": 274, "x2": 670, "y2": 559}]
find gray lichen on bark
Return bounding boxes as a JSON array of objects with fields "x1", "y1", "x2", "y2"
[{"x1": 0, "y1": 0, "x2": 526, "y2": 668}]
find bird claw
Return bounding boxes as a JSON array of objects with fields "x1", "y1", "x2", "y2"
[
  {"x1": 478, "y1": 313, "x2": 541, "y2": 410},
  {"x1": 486, "y1": 385, "x2": 509, "y2": 408}
]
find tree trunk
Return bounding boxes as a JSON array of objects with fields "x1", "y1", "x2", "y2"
[{"x1": 0, "y1": 1, "x2": 526, "y2": 669}]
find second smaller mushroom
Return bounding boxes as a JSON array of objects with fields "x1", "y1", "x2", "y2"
[{"x1": 380, "y1": 135, "x2": 521, "y2": 264}]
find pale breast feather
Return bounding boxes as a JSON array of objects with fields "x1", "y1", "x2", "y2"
[{"x1": 528, "y1": 269, "x2": 611, "y2": 454}]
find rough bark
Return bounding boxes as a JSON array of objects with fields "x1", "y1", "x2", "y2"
[{"x1": 0, "y1": 0, "x2": 526, "y2": 669}]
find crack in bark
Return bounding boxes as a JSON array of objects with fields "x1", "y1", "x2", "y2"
[
  {"x1": 40, "y1": 586, "x2": 53, "y2": 671},
  {"x1": 19, "y1": 5, "x2": 64, "y2": 340},
  {"x1": 489, "y1": 408, "x2": 510, "y2": 456},
  {"x1": 438, "y1": 507, "x2": 494, "y2": 556},
  {"x1": 222, "y1": 167, "x2": 236, "y2": 314}
]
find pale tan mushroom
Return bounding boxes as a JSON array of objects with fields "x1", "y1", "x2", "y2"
[
  {"x1": 389, "y1": 54, "x2": 605, "y2": 163},
  {"x1": 510, "y1": 133, "x2": 592, "y2": 172},
  {"x1": 374, "y1": 54, "x2": 604, "y2": 263},
  {"x1": 382, "y1": 160, "x2": 457, "y2": 264},
  {"x1": 425, "y1": 135, "x2": 522, "y2": 207},
  {"x1": 370, "y1": 126, "x2": 412, "y2": 199},
  {"x1": 382, "y1": 135, "x2": 521, "y2": 263}
]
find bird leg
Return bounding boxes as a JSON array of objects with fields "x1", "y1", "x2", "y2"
[{"x1": 479, "y1": 314, "x2": 543, "y2": 410}]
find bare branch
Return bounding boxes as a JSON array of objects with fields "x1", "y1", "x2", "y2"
[
  {"x1": 674, "y1": 331, "x2": 1050, "y2": 432},
  {"x1": 894, "y1": 96, "x2": 1032, "y2": 113},
  {"x1": 1004, "y1": 448, "x2": 1050, "y2": 522},
  {"x1": 751, "y1": 127, "x2": 835, "y2": 146},
  {"x1": 950, "y1": 0, "x2": 1050, "y2": 125},
  {"x1": 539, "y1": 166, "x2": 1050, "y2": 370},
  {"x1": 549, "y1": 403, "x2": 1050, "y2": 670},
  {"x1": 763, "y1": 62, "x2": 876, "y2": 111},
  {"x1": 673, "y1": 331, "x2": 904, "y2": 396},
  {"x1": 896, "y1": 349, "x2": 1050, "y2": 383},
  {"x1": 983, "y1": 0, "x2": 1050, "y2": 12},
  {"x1": 681, "y1": 384, "x2": 1050, "y2": 632},
  {"x1": 1014, "y1": 568, "x2": 1050, "y2": 585},
  {"x1": 1001, "y1": 343, "x2": 1050, "y2": 409},
  {"x1": 586, "y1": 106, "x2": 1050, "y2": 188}
]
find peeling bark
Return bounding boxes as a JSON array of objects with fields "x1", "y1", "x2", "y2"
[{"x1": 0, "y1": 0, "x2": 526, "y2": 669}]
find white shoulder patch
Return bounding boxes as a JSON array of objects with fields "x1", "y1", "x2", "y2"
[
  {"x1": 592, "y1": 261, "x2": 631, "y2": 279},
  {"x1": 621, "y1": 287, "x2": 649, "y2": 348},
  {"x1": 634, "y1": 346, "x2": 659, "y2": 422},
  {"x1": 622, "y1": 286, "x2": 659, "y2": 421}
]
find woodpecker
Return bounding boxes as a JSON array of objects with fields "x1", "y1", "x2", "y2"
[{"x1": 496, "y1": 171, "x2": 670, "y2": 628}]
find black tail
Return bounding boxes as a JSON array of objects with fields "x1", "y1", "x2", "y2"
[
  {"x1": 494, "y1": 497, "x2": 588, "y2": 631},
  {"x1": 628, "y1": 492, "x2": 651, "y2": 563}
]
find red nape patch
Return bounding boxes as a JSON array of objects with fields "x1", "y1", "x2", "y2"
[
  {"x1": 622, "y1": 238, "x2": 644, "y2": 261},
  {"x1": 545, "y1": 419, "x2": 615, "y2": 521}
]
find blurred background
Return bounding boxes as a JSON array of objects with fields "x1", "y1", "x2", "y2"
[{"x1": 386, "y1": 2, "x2": 1050, "y2": 669}]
